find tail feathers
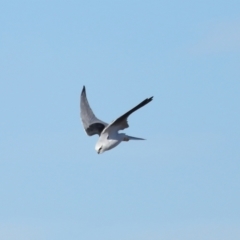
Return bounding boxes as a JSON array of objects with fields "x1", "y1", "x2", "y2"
[{"x1": 124, "y1": 135, "x2": 146, "y2": 141}]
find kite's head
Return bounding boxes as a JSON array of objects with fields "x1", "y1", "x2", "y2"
[
  {"x1": 95, "y1": 142, "x2": 105, "y2": 154},
  {"x1": 96, "y1": 146, "x2": 103, "y2": 154}
]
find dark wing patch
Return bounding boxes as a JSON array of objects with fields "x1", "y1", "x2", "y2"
[{"x1": 86, "y1": 122, "x2": 106, "y2": 136}]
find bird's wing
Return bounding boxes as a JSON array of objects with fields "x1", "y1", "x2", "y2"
[
  {"x1": 80, "y1": 86, "x2": 108, "y2": 136},
  {"x1": 102, "y1": 97, "x2": 153, "y2": 134}
]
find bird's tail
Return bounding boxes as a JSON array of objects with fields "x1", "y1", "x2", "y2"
[{"x1": 124, "y1": 135, "x2": 145, "y2": 141}]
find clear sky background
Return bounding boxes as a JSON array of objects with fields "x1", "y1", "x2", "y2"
[{"x1": 1, "y1": 1, "x2": 240, "y2": 239}]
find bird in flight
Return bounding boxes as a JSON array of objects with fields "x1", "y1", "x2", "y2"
[{"x1": 80, "y1": 86, "x2": 153, "y2": 154}]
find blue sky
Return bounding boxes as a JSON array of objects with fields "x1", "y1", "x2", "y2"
[{"x1": 1, "y1": 1, "x2": 240, "y2": 239}]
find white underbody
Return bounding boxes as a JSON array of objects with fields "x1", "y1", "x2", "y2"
[{"x1": 95, "y1": 132, "x2": 125, "y2": 152}]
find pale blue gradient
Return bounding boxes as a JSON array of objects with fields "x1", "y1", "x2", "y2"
[{"x1": 1, "y1": 1, "x2": 240, "y2": 239}]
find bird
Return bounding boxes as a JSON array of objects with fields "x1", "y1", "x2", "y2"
[{"x1": 80, "y1": 86, "x2": 153, "y2": 154}]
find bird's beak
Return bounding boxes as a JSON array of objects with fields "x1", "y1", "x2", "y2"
[{"x1": 97, "y1": 147, "x2": 102, "y2": 154}]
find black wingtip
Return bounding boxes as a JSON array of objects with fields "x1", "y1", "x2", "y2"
[
  {"x1": 146, "y1": 96, "x2": 153, "y2": 104},
  {"x1": 81, "y1": 85, "x2": 86, "y2": 95}
]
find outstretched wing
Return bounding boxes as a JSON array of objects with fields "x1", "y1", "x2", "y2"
[
  {"x1": 80, "y1": 86, "x2": 108, "y2": 136},
  {"x1": 102, "y1": 96, "x2": 153, "y2": 134}
]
